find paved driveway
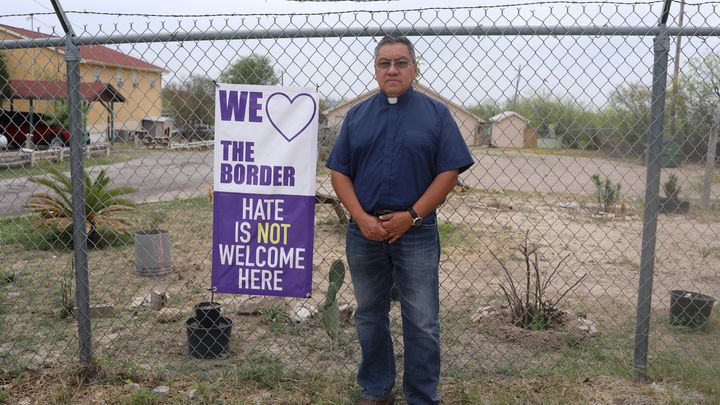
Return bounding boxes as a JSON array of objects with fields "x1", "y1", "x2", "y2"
[
  {"x1": 1, "y1": 148, "x2": 717, "y2": 217},
  {"x1": 463, "y1": 148, "x2": 717, "y2": 201},
  {"x1": 1, "y1": 150, "x2": 214, "y2": 217}
]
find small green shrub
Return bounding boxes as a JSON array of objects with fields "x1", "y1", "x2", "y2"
[
  {"x1": 0, "y1": 271, "x2": 14, "y2": 285},
  {"x1": 663, "y1": 173, "x2": 681, "y2": 200},
  {"x1": 591, "y1": 174, "x2": 622, "y2": 212},
  {"x1": 259, "y1": 307, "x2": 289, "y2": 334},
  {"x1": 147, "y1": 211, "x2": 167, "y2": 231},
  {"x1": 57, "y1": 259, "x2": 75, "y2": 319}
]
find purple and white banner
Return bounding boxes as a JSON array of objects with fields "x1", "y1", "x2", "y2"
[{"x1": 212, "y1": 84, "x2": 318, "y2": 297}]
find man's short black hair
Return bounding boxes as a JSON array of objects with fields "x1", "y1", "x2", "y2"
[{"x1": 374, "y1": 36, "x2": 416, "y2": 63}]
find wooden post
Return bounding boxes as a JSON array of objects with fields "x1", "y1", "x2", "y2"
[{"x1": 701, "y1": 106, "x2": 720, "y2": 209}]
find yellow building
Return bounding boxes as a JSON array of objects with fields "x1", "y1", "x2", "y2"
[{"x1": 0, "y1": 24, "x2": 165, "y2": 140}]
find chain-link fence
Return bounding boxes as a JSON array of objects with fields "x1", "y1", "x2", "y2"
[{"x1": 1, "y1": 1, "x2": 719, "y2": 389}]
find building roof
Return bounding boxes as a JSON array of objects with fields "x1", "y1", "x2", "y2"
[
  {"x1": 490, "y1": 111, "x2": 528, "y2": 123},
  {"x1": 324, "y1": 82, "x2": 484, "y2": 123},
  {"x1": 0, "y1": 24, "x2": 166, "y2": 73},
  {"x1": 9, "y1": 80, "x2": 126, "y2": 103}
]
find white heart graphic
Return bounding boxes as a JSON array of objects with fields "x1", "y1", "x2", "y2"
[{"x1": 265, "y1": 92, "x2": 317, "y2": 142}]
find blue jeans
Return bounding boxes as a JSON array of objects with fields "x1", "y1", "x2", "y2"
[{"x1": 346, "y1": 221, "x2": 441, "y2": 405}]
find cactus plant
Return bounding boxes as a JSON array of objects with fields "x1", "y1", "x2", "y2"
[
  {"x1": 319, "y1": 259, "x2": 345, "y2": 341},
  {"x1": 591, "y1": 174, "x2": 622, "y2": 213}
]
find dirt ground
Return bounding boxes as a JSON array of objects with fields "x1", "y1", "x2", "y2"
[
  {"x1": 2, "y1": 150, "x2": 719, "y2": 402},
  {"x1": 315, "y1": 160, "x2": 720, "y2": 323}
]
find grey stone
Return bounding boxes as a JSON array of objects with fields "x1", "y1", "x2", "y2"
[
  {"x1": 498, "y1": 305, "x2": 512, "y2": 317},
  {"x1": 150, "y1": 290, "x2": 167, "y2": 310},
  {"x1": 290, "y1": 301, "x2": 315, "y2": 323},
  {"x1": 472, "y1": 305, "x2": 498, "y2": 322},
  {"x1": 156, "y1": 308, "x2": 183, "y2": 323},
  {"x1": 339, "y1": 303, "x2": 354, "y2": 323},
  {"x1": 123, "y1": 383, "x2": 141, "y2": 393},
  {"x1": 187, "y1": 388, "x2": 198, "y2": 399},
  {"x1": 153, "y1": 385, "x2": 170, "y2": 396},
  {"x1": 98, "y1": 332, "x2": 120, "y2": 346},
  {"x1": 235, "y1": 295, "x2": 286, "y2": 315},
  {"x1": 131, "y1": 296, "x2": 147, "y2": 308},
  {"x1": 74, "y1": 304, "x2": 114, "y2": 318},
  {"x1": 575, "y1": 317, "x2": 598, "y2": 336}
]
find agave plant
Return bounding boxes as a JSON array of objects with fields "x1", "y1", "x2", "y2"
[{"x1": 26, "y1": 167, "x2": 137, "y2": 242}]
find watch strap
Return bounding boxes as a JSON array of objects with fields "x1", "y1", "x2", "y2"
[{"x1": 407, "y1": 207, "x2": 422, "y2": 226}]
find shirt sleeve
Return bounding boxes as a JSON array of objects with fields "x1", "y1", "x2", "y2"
[
  {"x1": 435, "y1": 105, "x2": 475, "y2": 175},
  {"x1": 324, "y1": 114, "x2": 352, "y2": 177}
]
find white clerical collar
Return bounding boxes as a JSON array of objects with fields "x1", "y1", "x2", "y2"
[{"x1": 388, "y1": 97, "x2": 398, "y2": 104}]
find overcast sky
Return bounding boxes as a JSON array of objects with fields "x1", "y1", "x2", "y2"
[{"x1": 1, "y1": 1, "x2": 718, "y2": 109}]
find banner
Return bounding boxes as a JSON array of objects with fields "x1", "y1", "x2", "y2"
[{"x1": 212, "y1": 84, "x2": 318, "y2": 298}]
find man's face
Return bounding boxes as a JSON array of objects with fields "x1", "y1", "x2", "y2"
[{"x1": 374, "y1": 43, "x2": 416, "y2": 98}]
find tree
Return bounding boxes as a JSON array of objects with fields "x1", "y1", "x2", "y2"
[
  {"x1": 219, "y1": 54, "x2": 280, "y2": 85},
  {"x1": 680, "y1": 52, "x2": 720, "y2": 160},
  {"x1": 162, "y1": 75, "x2": 215, "y2": 140},
  {"x1": 513, "y1": 94, "x2": 599, "y2": 150},
  {"x1": 469, "y1": 100, "x2": 502, "y2": 121},
  {"x1": 606, "y1": 82, "x2": 652, "y2": 156},
  {"x1": 26, "y1": 168, "x2": 136, "y2": 246},
  {"x1": 0, "y1": 51, "x2": 10, "y2": 100},
  {"x1": 469, "y1": 94, "x2": 602, "y2": 150},
  {"x1": 44, "y1": 100, "x2": 70, "y2": 129}
]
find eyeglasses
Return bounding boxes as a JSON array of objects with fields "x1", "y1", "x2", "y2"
[{"x1": 375, "y1": 59, "x2": 413, "y2": 70}]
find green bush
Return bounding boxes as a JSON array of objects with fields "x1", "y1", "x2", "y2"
[
  {"x1": 591, "y1": 174, "x2": 622, "y2": 212},
  {"x1": 663, "y1": 173, "x2": 681, "y2": 200}
]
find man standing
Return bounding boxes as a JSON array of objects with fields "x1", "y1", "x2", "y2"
[{"x1": 326, "y1": 36, "x2": 474, "y2": 404}]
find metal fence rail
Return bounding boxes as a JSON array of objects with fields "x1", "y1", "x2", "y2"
[{"x1": 1, "y1": 1, "x2": 718, "y2": 387}]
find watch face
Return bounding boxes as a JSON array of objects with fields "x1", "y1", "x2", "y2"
[{"x1": 412, "y1": 216, "x2": 423, "y2": 226}]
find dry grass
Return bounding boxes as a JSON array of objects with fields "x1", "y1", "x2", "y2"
[{"x1": 1, "y1": 189, "x2": 719, "y2": 403}]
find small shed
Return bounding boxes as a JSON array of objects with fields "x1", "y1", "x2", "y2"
[
  {"x1": 484, "y1": 111, "x2": 537, "y2": 149},
  {"x1": 142, "y1": 116, "x2": 173, "y2": 139}
]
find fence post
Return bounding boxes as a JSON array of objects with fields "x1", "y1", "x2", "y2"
[
  {"x1": 632, "y1": 24, "x2": 671, "y2": 379},
  {"x1": 52, "y1": 0, "x2": 93, "y2": 364},
  {"x1": 701, "y1": 106, "x2": 720, "y2": 209}
]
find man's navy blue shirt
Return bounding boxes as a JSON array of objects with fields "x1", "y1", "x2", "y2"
[{"x1": 326, "y1": 86, "x2": 474, "y2": 214}]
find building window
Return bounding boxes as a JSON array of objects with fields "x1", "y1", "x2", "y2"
[
  {"x1": 95, "y1": 68, "x2": 100, "y2": 82},
  {"x1": 116, "y1": 69, "x2": 124, "y2": 86},
  {"x1": 149, "y1": 79, "x2": 156, "y2": 89},
  {"x1": 131, "y1": 72, "x2": 139, "y2": 88}
]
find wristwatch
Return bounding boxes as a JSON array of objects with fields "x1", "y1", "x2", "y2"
[{"x1": 407, "y1": 207, "x2": 423, "y2": 226}]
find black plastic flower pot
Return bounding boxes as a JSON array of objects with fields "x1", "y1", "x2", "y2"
[
  {"x1": 194, "y1": 301, "x2": 222, "y2": 328},
  {"x1": 669, "y1": 290, "x2": 715, "y2": 328},
  {"x1": 185, "y1": 316, "x2": 234, "y2": 359},
  {"x1": 659, "y1": 197, "x2": 690, "y2": 214}
]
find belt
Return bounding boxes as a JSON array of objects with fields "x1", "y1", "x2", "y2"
[{"x1": 348, "y1": 209, "x2": 392, "y2": 223}]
